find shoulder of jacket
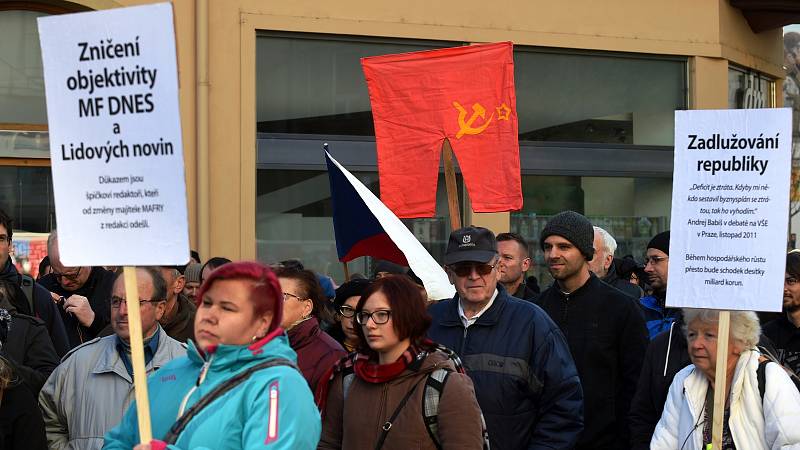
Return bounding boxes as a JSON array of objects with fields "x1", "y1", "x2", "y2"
[
  {"x1": 60, "y1": 335, "x2": 113, "y2": 363},
  {"x1": 11, "y1": 312, "x2": 46, "y2": 327}
]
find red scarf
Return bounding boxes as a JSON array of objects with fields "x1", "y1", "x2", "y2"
[{"x1": 315, "y1": 339, "x2": 435, "y2": 415}]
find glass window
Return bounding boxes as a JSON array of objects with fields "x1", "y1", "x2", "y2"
[
  {"x1": 0, "y1": 10, "x2": 48, "y2": 125},
  {"x1": 515, "y1": 50, "x2": 686, "y2": 145},
  {"x1": 256, "y1": 35, "x2": 455, "y2": 135},
  {"x1": 512, "y1": 175, "x2": 671, "y2": 287},
  {"x1": 728, "y1": 66, "x2": 773, "y2": 109},
  {"x1": 0, "y1": 166, "x2": 55, "y2": 233},
  {"x1": 256, "y1": 168, "x2": 462, "y2": 280}
]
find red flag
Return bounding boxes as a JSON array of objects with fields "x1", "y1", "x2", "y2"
[{"x1": 362, "y1": 41, "x2": 521, "y2": 218}]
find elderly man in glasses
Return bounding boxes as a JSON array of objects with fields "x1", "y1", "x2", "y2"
[
  {"x1": 427, "y1": 226, "x2": 583, "y2": 450},
  {"x1": 39, "y1": 266, "x2": 185, "y2": 450},
  {"x1": 39, "y1": 230, "x2": 116, "y2": 349}
]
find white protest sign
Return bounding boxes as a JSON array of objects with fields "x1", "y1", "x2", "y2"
[
  {"x1": 38, "y1": 3, "x2": 188, "y2": 266},
  {"x1": 667, "y1": 108, "x2": 791, "y2": 311}
]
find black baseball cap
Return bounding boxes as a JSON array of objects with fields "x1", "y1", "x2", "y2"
[{"x1": 443, "y1": 226, "x2": 498, "y2": 265}]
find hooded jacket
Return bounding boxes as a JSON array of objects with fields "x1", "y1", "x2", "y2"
[
  {"x1": 0, "y1": 259, "x2": 70, "y2": 356},
  {"x1": 428, "y1": 286, "x2": 584, "y2": 450},
  {"x1": 0, "y1": 310, "x2": 59, "y2": 394},
  {"x1": 650, "y1": 349, "x2": 800, "y2": 450},
  {"x1": 628, "y1": 321, "x2": 690, "y2": 450},
  {"x1": 287, "y1": 317, "x2": 345, "y2": 393},
  {"x1": 638, "y1": 291, "x2": 681, "y2": 340},
  {"x1": 536, "y1": 273, "x2": 648, "y2": 450},
  {"x1": 318, "y1": 349, "x2": 484, "y2": 450},
  {"x1": 39, "y1": 326, "x2": 185, "y2": 450},
  {"x1": 103, "y1": 329, "x2": 320, "y2": 450},
  {"x1": 39, "y1": 266, "x2": 115, "y2": 349}
]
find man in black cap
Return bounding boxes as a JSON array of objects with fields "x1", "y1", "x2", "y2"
[
  {"x1": 428, "y1": 226, "x2": 583, "y2": 450},
  {"x1": 535, "y1": 211, "x2": 648, "y2": 450},
  {"x1": 157, "y1": 266, "x2": 196, "y2": 343},
  {"x1": 637, "y1": 231, "x2": 680, "y2": 339}
]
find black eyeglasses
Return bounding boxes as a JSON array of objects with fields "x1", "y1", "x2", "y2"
[
  {"x1": 338, "y1": 305, "x2": 356, "y2": 318},
  {"x1": 448, "y1": 261, "x2": 497, "y2": 277},
  {"x1": 52, "y1": 266, "x2": 82, "y2": 282},
  {"x1": 356, "y1": 310, "x2": 392, "y2": 325},
  {"x1": 110, "y1": 296, "x2": 163, "y2": 309}
]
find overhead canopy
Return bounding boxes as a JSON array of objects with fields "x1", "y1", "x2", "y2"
[{"x1": 730, "y1": 0, "x2": 800, "y2": 33}]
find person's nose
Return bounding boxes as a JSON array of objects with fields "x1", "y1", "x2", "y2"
[{"x1": 467, "y1": 266, "x2": 481, "y2": 280}]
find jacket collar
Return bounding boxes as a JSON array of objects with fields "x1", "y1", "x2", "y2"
[
  {"x1": 186, "y1": 327, "x2": 297, "y2": 371},
  {"x1": 287, "y1": 316, "x2": 320, "y2": 350},
  {"x1": 161, "y1": 293, "x2": 194, "y2": 330},
  {"x1": 554, "y1": 272, "x2": 597, "y2": 298},
  {"x1": 439, "y1": 284, "x2": 509, "y2": 327},
  {"x1": 0, "y1": 258, "x2": 20, "y2": 282},
  {"x1": 92, "y1": 326, "x2": 174, "y2": 382}
]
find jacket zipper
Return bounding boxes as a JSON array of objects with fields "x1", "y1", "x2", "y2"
[{"x1": 177, "y1": 355, "x2": 214, "y2": 418}]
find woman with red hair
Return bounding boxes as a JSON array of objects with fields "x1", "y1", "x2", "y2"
[
  {"x1": 316, "y1": 275, "x2": 486, "y2": 450},
  {"x1": 104, "y1": 261, "x2": 320, "y2": 450}
]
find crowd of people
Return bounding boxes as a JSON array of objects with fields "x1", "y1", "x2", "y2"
[{"x1": 0, "y1": 206, "x2": 799, "y2": 449}]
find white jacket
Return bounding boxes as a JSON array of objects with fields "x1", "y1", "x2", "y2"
[{"x1": 650, "y1": 349, "x2": 800, "y2": 450}]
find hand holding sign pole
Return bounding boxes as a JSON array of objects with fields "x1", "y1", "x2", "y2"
[
  {"x1": 668, "y1": 108, "x2": 792, "y2": 448},
  {"x1": 38, "y1": 3, "x2": 189, "y2": 444}
]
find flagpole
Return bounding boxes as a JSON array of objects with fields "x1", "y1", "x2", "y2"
[
  {"x1": 442, "y1": 139, "x2": 462, "y2": 230},
  {"x1": 342, "y1": 261, "x2": 350, "y2": 282}
]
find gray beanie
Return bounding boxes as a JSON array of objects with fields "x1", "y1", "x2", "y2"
[{"x1": 540, "y1": 211, "x2": 594, "y2": 261}]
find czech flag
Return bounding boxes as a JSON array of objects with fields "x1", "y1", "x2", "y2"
[{"x1": 325, "y1": 151, "x2": 455, "y2": 300}]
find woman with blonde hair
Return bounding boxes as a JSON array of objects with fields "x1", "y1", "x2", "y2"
[{"x1": 651, "y1": 309, "x2": 800, "y2": 449}]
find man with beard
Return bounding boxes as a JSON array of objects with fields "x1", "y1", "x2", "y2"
[
  {"x1": 762, "y1": 251, "x2": 800, "y2": 376},
  {"x1": 535, "y1": 211, "x2": 647, "y2": 450},
  {"x1": 638, "y1": 231, "x2": 681, "y2": 339},
  {"x1": 496, "y1": 232, "x2": 538, "y2": 300}
]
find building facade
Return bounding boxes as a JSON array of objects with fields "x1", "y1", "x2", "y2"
[{"x1": 0, "y1": 0, "x2": 786, "y2": 281}]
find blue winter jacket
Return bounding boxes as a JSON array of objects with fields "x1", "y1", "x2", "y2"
[
  {"x1": 427, "y1": 286, "x2": 584, "y2": 450},
  {"x1": 102, "y1": 330, "x2": 320, "y2": 449},
  {"x1": 638, "y1": 293, "x2": 680, "y2": 340}
]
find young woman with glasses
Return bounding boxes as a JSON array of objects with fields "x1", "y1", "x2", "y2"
[
  {"x1": 330, "y1": 278, "x2": 372, "y2": 352},
  {"x1": 317, "y1": 275, "x2": 486, "y2": 450}
]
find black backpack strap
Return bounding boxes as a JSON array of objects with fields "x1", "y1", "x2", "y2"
[
  {"x1": 757, "y1": 359, "x2": 768, "y2": 402},
  {"x1": 374, "y1": 378, "x2": 424, "y2": 450},
  {"x1": 163, "y1": 357, "x2": 298, "y2": 445},
  {"x1": 19, "y1": 274, "x2": 34, "y2": 315}
]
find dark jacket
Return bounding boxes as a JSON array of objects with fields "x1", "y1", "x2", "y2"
[
  {"x1": 319, "y1": 350, "x2": 485, "y2": 450},
  {"x1": 0, "y1": 380, "x2": 48, "y2": 450},
  {"x1": 512, "y1": 281, "x2": 539, "y2": 301},
  {"x1": 39, "y1": 267, "x2": 114, "y2": 350},
  {"x1": 627, "y1": 321, "x2": 690, "y2": 450},
  {"x1": 1, "y1": 312, "x2": 59, "y2": 394},
  {"x1": 428, "y1": 286, "x2": 584, "y2": 450},
  {"x1": 536, "y1": 274, "x2": 648, "y2": 450},
  {"x1": 638, "y1": 291, "x2": 681, "y2": 340},
  {"x1": 762, "y1": 314, "x2": 800, "y2": 376},
  {"x1": 601, "y1": 261, "x2": 643, "y2": 300},
  {"x1": 0, "y1": 260, "x2": 69, "y2": 357},
  {"x1": 160, "y1": 293, "x2": 196, "y2": 343},
  {"x1": 288, "y1": 317, "x2": 346, "y2": 393}
]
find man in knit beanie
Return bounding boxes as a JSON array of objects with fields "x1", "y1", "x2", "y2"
[{"x1": 535, "y1": 211, "x2": 648, "y2": 450}]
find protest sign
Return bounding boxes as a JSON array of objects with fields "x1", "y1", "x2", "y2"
[
  {"x1": 38, "y1": 2, "x2": 188, "y2": 267},
  {"x1": 667, "y1": 108, "x2": 792, "y2": 312}
]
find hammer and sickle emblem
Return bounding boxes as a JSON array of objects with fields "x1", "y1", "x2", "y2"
[{"x1": 453, "y1": 101, "x2": 494, "y2": 139}]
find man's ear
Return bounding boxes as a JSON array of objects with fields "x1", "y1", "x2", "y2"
[{"x1": 174, "y1": 275, "x2": 186, "y2": 294}]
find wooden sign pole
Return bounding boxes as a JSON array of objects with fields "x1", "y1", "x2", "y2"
[
  {"x1": 711, "y1": 310, "x2": 731, "y2": 449},
  {"x1": 123, "y1": 266, "x2": 153, "y2": 444},
  {"x1": 442, "y1": 139, "x2": 462, "y2": 230}
]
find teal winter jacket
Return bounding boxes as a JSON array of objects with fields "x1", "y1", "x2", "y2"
[{"x1": 103, "y1": 329, "x2": 321, "y2": 449}]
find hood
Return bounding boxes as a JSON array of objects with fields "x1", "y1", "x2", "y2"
[
  {"x1": 0, "y1": 258, "x2": 19, "y2": 283},
  {"x1": 186, "y1": 327, "x2": 298, "y2": 374}
]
